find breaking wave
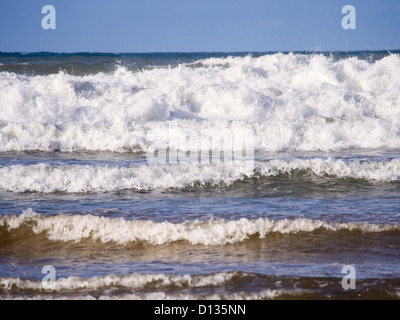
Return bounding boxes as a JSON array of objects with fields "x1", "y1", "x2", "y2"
[
  {"x1": 1, "y1": 53, "x2": 400, "y2": 152},
  {"x1": 0, "y1": 158, "x2": 399, "y2": 193},
  {"x1": 0, "y1": 209, "x2": 398, "y2": 246}
]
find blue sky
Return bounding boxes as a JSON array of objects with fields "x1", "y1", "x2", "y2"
[{"x1": 0, "y1": 0, "x2": 399, "y2": 52}]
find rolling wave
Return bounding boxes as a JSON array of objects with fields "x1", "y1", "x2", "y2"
[
  {"x1": 0, "y1": 53, "x2": 399, "y2": 152},
  {"x1": 0, "y1": 271, "x2": 302, "y2": 300},
  {"x1": 0, "y1": 158, "x2": 398, "y2": 194},
  {"x1": 1, "y1": 270, "x2": 399, "y2": 300},
  {"x1": 1, "y1": 209, "x2": 398, "y2": 246}
]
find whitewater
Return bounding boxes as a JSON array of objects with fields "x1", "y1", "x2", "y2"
[
  {"x1": 0, "y1": 53, "x2": 400, "y2": 153},
  {"x1": 0, "y1": 51, "x2": 399, "y2": 300}
]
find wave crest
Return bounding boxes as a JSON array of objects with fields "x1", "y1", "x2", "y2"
[
  {"x1": 1, "y1": 53, "x2": 400, "y2": 152},
  {"x1": 1, "y1": 209, "x2": 398, "y2": 246},
  {"x1": 0, "y1": 158, "x2": 399, "y2": 194}
]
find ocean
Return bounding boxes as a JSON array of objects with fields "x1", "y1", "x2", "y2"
[{"x1": 0, "y1": 51, "x2": 399, "y2": 300}]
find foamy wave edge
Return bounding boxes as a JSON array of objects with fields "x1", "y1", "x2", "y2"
[
  {"x1": 0, "y1": 158, "x2": 399, "y2": 194},
  {"x1": 0, "y1": 271, "x2": 240, "y2": 292},
  {"x1": 0, "y1": 290, "x2": 290, "y2": 301},
  {"x1": 0, "y1": 209, "x2": 398, "y2": 246},
  {"x1": 0, "y1": 271, "x2": 303, "y2": 300}
]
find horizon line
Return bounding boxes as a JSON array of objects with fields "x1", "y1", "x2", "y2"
[{"x1": 1, "y1": 49, "x2": 399, "y2": 55}]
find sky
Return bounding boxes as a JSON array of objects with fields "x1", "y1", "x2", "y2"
[{"x1": 0, "y1": 0, "x2": 399, "y2": 53}]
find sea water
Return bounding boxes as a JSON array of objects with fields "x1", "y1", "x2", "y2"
[{"x1": 0, "y1": 51, "x2": 399, "y2": 299}]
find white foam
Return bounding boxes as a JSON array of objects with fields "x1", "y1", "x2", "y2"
[
  {"x1": 257, "y1": 158, "x2": 400, "y2": 182},
  {"x1": 0, "y1": 270, "x2": 307, "y2": 300},
  {"x1": 96, "y1": 289, "x2": 285, "y2": 300},
  {"x1": 1, "y1": 209, "x2": 398, "y2": 245},
  {"x1": 0, "y1": 158, "x2": 398, "y2": 194},
  {"x1": 0, "y1": 272, "x2": 288, "y2": 300},
  {"x1": 0, "y1": 291, "x2": 285, "y2": 301},
  {"x1": 0, "y1": 162, "x2": 254, "y2": 193},
  {"x1": 0, "y1": 271, "x2": 239, "y2": 292},
  {"x1": 0, "y1": 53, "x2": 399, "y2": 152}
]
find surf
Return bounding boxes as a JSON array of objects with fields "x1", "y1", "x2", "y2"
[{"x1": 0, "y1": 52, "x2": 399, "y2": 153}]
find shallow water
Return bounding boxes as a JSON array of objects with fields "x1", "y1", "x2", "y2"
[{"x1": 0, "y1": 51, "x2": 399, "y2": 299}]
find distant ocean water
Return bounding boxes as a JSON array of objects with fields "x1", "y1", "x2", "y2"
[{"x1": 0, "y1": 51, "x2": 399, "y2": 300}]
